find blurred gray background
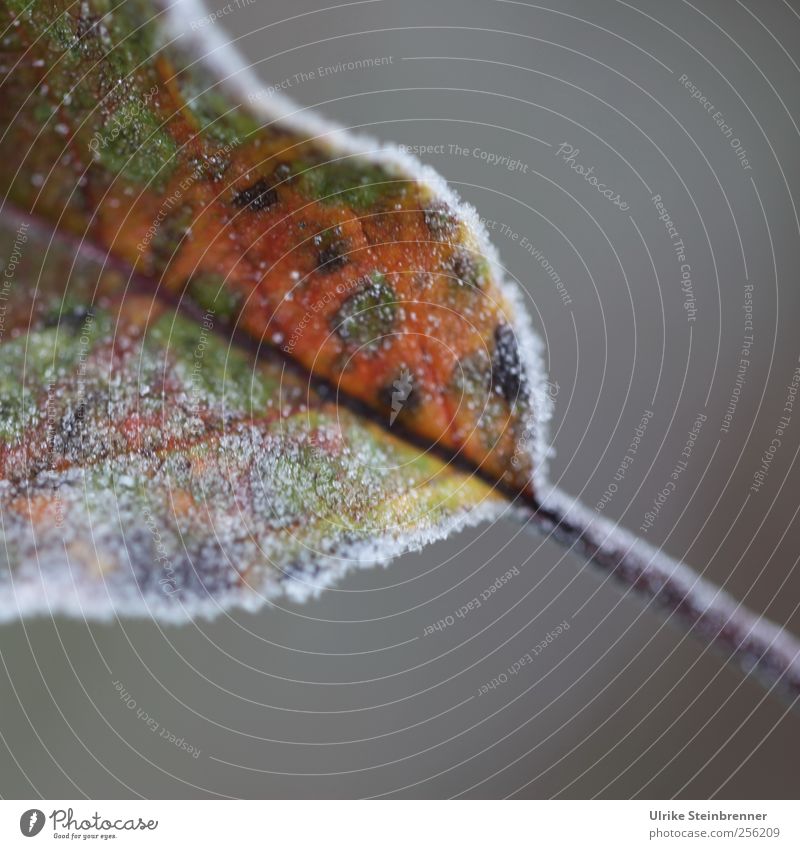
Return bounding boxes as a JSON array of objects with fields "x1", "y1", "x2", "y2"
[{"x1": 2, "y1": 0, "x2": 800, "y2": 798}]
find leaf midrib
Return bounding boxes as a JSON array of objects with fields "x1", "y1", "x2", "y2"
[{"x1": 3, "y1": 203, "x2": 528, "y2": 507}]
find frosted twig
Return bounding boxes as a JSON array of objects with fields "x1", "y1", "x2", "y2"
[{"x1": 528, "y1": 486, "x2": 800, "y2": 703}]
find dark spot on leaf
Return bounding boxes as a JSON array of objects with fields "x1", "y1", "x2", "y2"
[
  {"x1": 333, "y1": 272, "x2": 397, "y2": 350},
  {"x1": 270, "y1": 163, "x2": 293, "y2": 183},
  {"x1": 314, "y1": 227, "x2": 349, "y2": 273},
  {"x1": 423, "y1": 202, "x2": 458, "y2": 239},
  {"x1": 492, "y1": 323, "x2": 527, "y2": 405},
  {"x1": 232, "y1": 177, "x2": 278, "y2": 211},
  {"x1": 450, "y1": 249, "x2": 485, "y2": 290}
]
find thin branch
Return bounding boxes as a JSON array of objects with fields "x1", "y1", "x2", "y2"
[{"x1": 529, "y1": 486, "x2": 800, "y2": 703}]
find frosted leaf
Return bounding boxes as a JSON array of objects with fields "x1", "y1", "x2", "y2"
[
  {"x1": 0, "y1": 0, "x2": 552, "y2": 621},
  {"x1": 0, "y1": 214, "x2": 503, "y2": 620},
  {"x1": 0, "y1": 0, "x2": 551, "y2": 498}
]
